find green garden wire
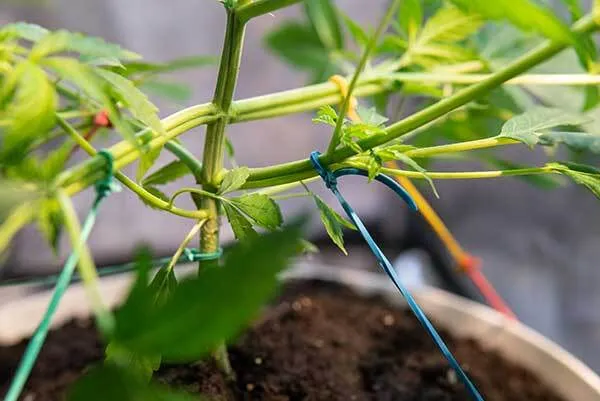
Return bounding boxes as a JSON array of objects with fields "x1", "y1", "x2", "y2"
[
  {"x1": 3, "y1": 151, "x2": 116, "y2": 401},
  {"x1": 0, "y1": 247, "x2": 223, "y2": 288}
]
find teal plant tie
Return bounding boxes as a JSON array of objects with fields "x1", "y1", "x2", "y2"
[
  {"x1": 0, "y1": 248, "x2": 224, "y2": 288},
  {"x1": 182, "y1": 247, "x2": 223, "y2": 262},
  {"x1": 4, "y1": 151, "x2": 117, "y2": 401},
  {"x1": 309, "y1": 151, "x2": 484, "y2": 401}
]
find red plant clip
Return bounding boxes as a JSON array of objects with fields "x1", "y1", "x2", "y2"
[{"x1": 93, "y1": 109, "x2": 112, "y2": 128}]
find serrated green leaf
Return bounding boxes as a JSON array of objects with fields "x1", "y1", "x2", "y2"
[
  {"x1": 103, "y1": 247, "x2": 167, "y2": 381},
  {"x1": 356, "y1": 105, "x2": 388, "y2": 127},
  {"x1": 367, "y1": 155, "x2": 382, "y2": 181},
  {"x1": 298, "y1": 239, "x2": 319, "y2": 254},
  {"x1": 112, "y1": 222, "x2": 305, "y2": 361},
  {"x1": 313, "y1": 105, "x2": 338, "y2": 127},
  {"x1": 304, "y1": 0, "x2": 344, "y2": 50},
  {"x1": 538, "y1": 131, "x2": 600, "y2": 154},
  {"x1": 105, "y1": 343, "x2": 161, "y2": 383},
  {"x1": 230, "y1": 193, "x2": 283, "y2": 230},
  {"x1": 30, "y1": 30, "x2": 140, "y2": 62},
  {"x1": 37, "y1": 198, "x2": 63, "y2": 254},
  {"x1": 313, "y1": 194, "x2": 355, "y2": 255},
  {"x1": 1, "y1": 61, "x2": 56, "y2": 163},
  {"x1": 142, "y1": 160, "x2": 190, "y2": 187},
  {"x1": 68, "y1": 364, "x2": 198, "y2": 401},
  {"x1": 42, "y1": 57, "x2": 136, "y2": 145},
  {"x1": 0, "y1": 22, "x2": 47, "y2": 42},
  {"x1": 223, "y1": 202, "x2": 257, "y2": 241},
  {"x1": 398, "y1": 0, "x2": 423, "y2": 40},
  {"x1": 148, "y1": 268, "x2": 178, "y2": 307},
  {"x1": 117, "y1": 55, "x2": 216, "y2": 77},
  {"x1": 141, "y1": 81, "x2": 192, "y2": 103},
  {"x1": 549, "y1": 162, "x2": 600, "y2": 198},
  {"x1": 419, "y1": 6, "x2": 482, "y2": 44},
  {"x1": 450, "y1": 0, "x2": 573, "y2": 44},
  {"x1": 137, "y1": 146, "x2": 162, "y2": 182},
  {"x1": 342, "y1": 13, "x2": 369, "y2": 48},
  {"x1": 96, "y1": 69, "x2": 164, "y2": 135},
  {"x1": 265, "y1": 22, "x2": 331, "y2": 74},
  {"x1": 498, "y1": 107, "x2": 591, "y2": 147},
  {"x1": 219, "y1": 166, "x2": 250, "y2": 194},
  {"x1": 396, "y1": 5, "x2": 482, "y2": 70}
]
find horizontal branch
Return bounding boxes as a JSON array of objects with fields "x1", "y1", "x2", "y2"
[
  {"x1": 243, "y1": 13, "x2": 599, "y2": 188},
  {"x1": 54, "y1": 13, "x2": 598, "y2": 199},
  {"x1": 237, "y1": 0, "x2": 304, "y2": 22},
  {"x1": 379, "y1": 166, "x2": 553, "y2": 180},
  {"x1": 57, "y1": 116, "x2": 209, "y2": 220},
  {"x1": 387, "y1": 72, "x2": 600, "y2": 86}
]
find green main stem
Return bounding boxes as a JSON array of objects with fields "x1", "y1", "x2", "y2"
[{"x1": 199, "y1": 6, "x2": 247, "y2": 377}]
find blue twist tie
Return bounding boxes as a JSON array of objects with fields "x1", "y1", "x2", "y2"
[{"x1": 309, "y1": 151, "x2": 484, "y2": 401}]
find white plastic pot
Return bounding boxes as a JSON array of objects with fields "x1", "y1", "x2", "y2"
[{"x1": 1, "y1": 262, "x2": 599, "y2": 401}]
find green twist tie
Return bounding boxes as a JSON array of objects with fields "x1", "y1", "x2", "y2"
[
  {"x1": 95, "y1": 150, "x2": 120, "y2": 199},
  {"x1": 182, "y1": 247, "x2": 223, "y2": 262}
]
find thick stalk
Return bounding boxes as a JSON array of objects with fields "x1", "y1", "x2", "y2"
[
  {"x1": 199, "y1": 9, "x2": 245, "y2": 264},
  {"x1": 243, "y1": 13, "x2": 598, "y2": 187},
  {"x1": 199, "y1": 7, "x2": 246, "y2": 377}
]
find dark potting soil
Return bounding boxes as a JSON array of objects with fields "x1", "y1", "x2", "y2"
[{"x1": 0, "y1": 280, "x2": 565, "y2": 401}]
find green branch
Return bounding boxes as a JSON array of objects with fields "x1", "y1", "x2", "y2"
[
  {"x1": 243, "y1": 13, "x2": 599, "y2": 188},
  {"x1": 378, "y1": 166, "x2": 553, "y2": 180},
  {"x1": 404, "y1": 137, "x2": 516, "y2": 158},
  {"x1": 164, "y1": 141, "x2": 203, "y2": 183},
  {"x1": 237, "y1": 0, "x2": 304, "y2": 22},
  {"x1": 52, "y1": 13, "x2": 599, "y2": 199},
  {"x1": 57, "y1": 116, "x2": 210, "y2": 220},
  {"x1": 169, "y1": 188, "x2": 225, "y2": 206},
  {"x1": 327, "y1": 0, "x2": 401, "y2": 152},
  {"x1": 165, "y1": 220, "x2": 206, "y2": 273}
]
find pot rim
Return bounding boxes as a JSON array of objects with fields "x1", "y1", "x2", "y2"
[{"x1": 1, "y1": 261, "x2": 599, "y2": 400}]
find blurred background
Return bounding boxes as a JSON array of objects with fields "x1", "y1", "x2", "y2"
[{"x1": 1, "y1": 0, "x2": 599, "y2": 372}]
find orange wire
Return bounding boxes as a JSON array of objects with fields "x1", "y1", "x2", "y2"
[{"x1": 328, "y1": 75, "x2": 516, "y2": 319}]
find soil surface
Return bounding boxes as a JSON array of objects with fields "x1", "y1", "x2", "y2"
[{"x1": 0, "y1": 280, "x2": 565, "y2": 401}]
